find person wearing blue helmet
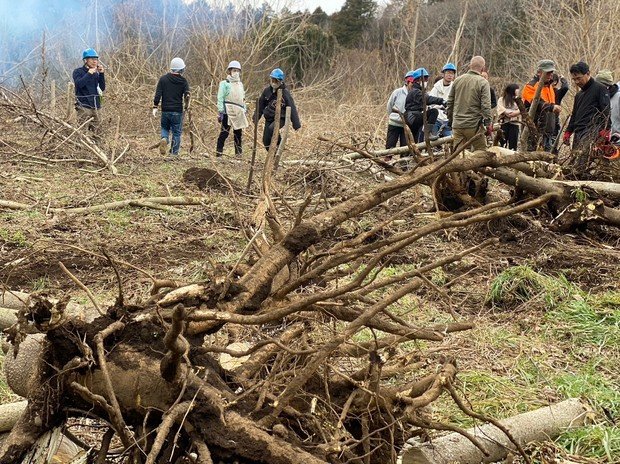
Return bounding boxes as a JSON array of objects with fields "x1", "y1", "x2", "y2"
[
  {"x1": 428, "y1": 63, "x2": 457, "y2": 138},
  {"x1": 257, "y1": 68, "x2": 301, "y2": 151},
  {"x1": 72, "y1": 48, "x2": 106, "y2": 142},
  {"x1": 404, "y1": 67, "x2": 446, "y2": 142},
  {"x1": 385, "y1": 70, "x2": 417, "y2": 150}
]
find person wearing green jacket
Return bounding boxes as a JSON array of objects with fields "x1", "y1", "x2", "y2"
[{"x1": 216, "y1": 60, "x2": 249, "y2": 157}]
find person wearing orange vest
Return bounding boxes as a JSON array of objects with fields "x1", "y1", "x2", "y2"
[{"x1": 522, "y1": 59, "x2": 562, "y2": 151}]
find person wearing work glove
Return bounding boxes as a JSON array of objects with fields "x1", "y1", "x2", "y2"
[
  {"x1": 257, "y1": 68, "x2": 301, "y2": 152},
  {"x1": 153, "y1": 57, "x2": 190, "y2": 157},
  {"x1": 216, "y1": 60, "x2": 248, "y2": 157},
  {"x1": 564, "y1": 61, "x2": 611, "y2": 176}
]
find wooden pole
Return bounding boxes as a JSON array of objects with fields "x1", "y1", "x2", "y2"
[
  {"x1": 274, "y1": 106, "x2": 291, "y2": 172},
  {"x1": 66, "y1": 82, "x2": 75, "y2": 122},
  {"x1": 246, "y1": 97, "x2": 260, "y2": 193},
  {"x1": 50, "y1": 80, "x2": 56, "y2": 114}
]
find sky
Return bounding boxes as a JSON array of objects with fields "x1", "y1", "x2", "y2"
[{"x1": 287, "y1": 0, "x2": 346, "y2": 14}]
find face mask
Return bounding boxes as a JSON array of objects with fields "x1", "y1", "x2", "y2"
[{"x1": 270, "y1": 82, "x2": 280, "y2": 90}]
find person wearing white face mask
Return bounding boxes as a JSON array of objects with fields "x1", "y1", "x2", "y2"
[
  {"x1": 256, "y1": 68, "x2": 301, "y2": 151},
  {"x1": 216, "y1": 60, "x2": 249, "y2": 157}
]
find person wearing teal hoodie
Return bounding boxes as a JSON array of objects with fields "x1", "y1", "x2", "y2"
[{"x1": 216, "y1": 60, "x2": 248, "y2": 157}]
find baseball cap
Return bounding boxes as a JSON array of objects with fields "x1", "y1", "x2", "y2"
[{"x1": 537, "y1": 59, "x2": 556, "y2": 72}]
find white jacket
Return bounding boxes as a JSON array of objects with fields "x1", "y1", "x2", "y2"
[
  {"x1": 429, "y1": 79, "x2": 453, "y2": 121},
  {"x1": 386, "y1": 86, "x2": 409, "y2": 127}
]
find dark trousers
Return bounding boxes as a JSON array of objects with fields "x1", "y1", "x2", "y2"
[
  {"x1": 216, "y1": 114, "x2": 242, "y2": 155},
  {"x1": 263, "y1": 119, "x2": 284, "y2": 151},
  {"x1": 386, "y1": 125, "x2": 406, "y2": 149},
  {"x1": 501, "y1": 123, "x2": 519, "y2": 150},
  {"x1": 405, "y1": 108, "x2": 439, "y2": 143}
]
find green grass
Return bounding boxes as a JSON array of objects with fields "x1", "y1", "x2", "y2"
[
  {"x1": 556, "y1": 425, "x2": 620, "y2": 462},
  {"x1": 487, "y1": 265, "x2": 578, "y2": 309},
  {"x1": 548, "y1": 292, "x2": 620, "y2": 352},
  {"x1": 0, "y1": 229, "x2": 28, "y2": 247}
]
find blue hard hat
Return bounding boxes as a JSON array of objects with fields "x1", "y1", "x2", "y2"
[
  {"x1": 412, "y1": 67, "x2": 429, "y2": 80},
  {"x1": 442, "y1": 63, "x2": 457, "y2": 72},
  {"x1": 404, "y1": 70, "x2": 416, "y2": 79},
  {"x1": 270, "y1": 68, "x2": 285, "y2": 80},
  {"x1": 82, "y1": 48, "x2": 98, "y2": 59}
]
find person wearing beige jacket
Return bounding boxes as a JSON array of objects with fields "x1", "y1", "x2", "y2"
[{"x1": 497, "y1": 84, "x2": 521, "y2": 150}]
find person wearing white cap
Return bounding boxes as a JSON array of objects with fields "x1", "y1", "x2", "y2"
[
  {"x1": 216, "y1": 60, "x2": 249, "y2": 157},
  {"x1": 153, "y1": 57, "x2": 190, "y2": 157}
]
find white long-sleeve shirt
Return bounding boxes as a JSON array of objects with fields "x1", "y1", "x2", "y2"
[{"x1": 429, "y1": 79, "x2": 453, "y2": 121}]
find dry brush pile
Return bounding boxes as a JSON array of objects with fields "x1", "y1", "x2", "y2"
[{"x1": 1, "y1": 129, "x2": 582, "y2": 464}]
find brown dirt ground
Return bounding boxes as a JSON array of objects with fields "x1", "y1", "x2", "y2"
[{"x1": 1, "y1": 90, "x2": 620, "y2": 461}]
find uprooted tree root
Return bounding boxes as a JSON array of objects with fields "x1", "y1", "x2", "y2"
[{"x1": 0, "y1": 146, "x2": 584, "y2": 464}]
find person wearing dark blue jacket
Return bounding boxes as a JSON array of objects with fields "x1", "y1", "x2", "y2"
[
  {"x1": 72, "y1": 48, "x2": 105, "y2": 141},
  {"x1": 256, "y1": 68, "x2": 301, "y2": 151},
  {"x1": 404, "y1": 68, "x2": 445, "y2": 142}
]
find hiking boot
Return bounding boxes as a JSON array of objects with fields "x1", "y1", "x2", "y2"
[
  {"x1": 216, "y1": 151, "x2": 224, "y2": 157},
  {"x1": 159, "y1": 138, "x2": 168, "y2": 155}
]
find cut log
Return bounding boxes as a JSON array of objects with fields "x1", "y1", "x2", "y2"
[
  {"x1": 0, "y1": 308, "x2": 18, "y2": 330},
  {"x1": 401, "y1": 398, "x2": 589, "y2": 464},
  {"x1": 0, "y1": 291, "x2": 29, "y2": 310},
  {"x1": 0, "y1": 402, "x2": 27, "y2": 433}
]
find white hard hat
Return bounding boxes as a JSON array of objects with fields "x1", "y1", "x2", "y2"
[
  {"x1": 227, "y1": 60, "x2": 241, "y2": 70},
  {"x1": 170, "y1": 57, "x2": 185, "y2": 72}
]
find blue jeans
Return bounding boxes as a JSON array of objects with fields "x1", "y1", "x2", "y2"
[
  {"x1": 161, "y1": 112, "x2": 183, "y2": 155},
  {"x1": 434, "y1": 119, "x2": 452, "y2": 137}
]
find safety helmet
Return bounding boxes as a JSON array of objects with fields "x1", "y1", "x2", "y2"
[
  {"x1": 228, "y1": 60, "x2": 241, "y2": 70},
  {"x1": 82, "y1": 48, "x2": 98, "y2": 59},
  {"x1": 442, "y1": 63, "x2": 457, "y2": 73},
  {"x1": 270, "y1": 68, "x2": 285, "y2": 80},
  {"x1": 170, "y1": 57, "x2": 186, "y2": 72},
  {"x1": 404, "y1": 70, "x2": 416, "y2": 80},
  {"x1": 412, "y1": 68, "x2": 429, "y2": 80}
]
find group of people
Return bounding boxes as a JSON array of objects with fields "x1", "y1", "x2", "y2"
[
  {"x1": 73, "y1": 50, "x2": 301, "y2": 157},
  {"x1": 386, "y1": 55, "x2": 619, "y2": 170},
  {"x1": 73, "y1": 48, "x2": 619, "y2": 171}
]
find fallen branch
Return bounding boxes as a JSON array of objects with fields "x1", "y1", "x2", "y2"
[{"x1": 401, "y1": 398, "x2": 589, "y2": 464}]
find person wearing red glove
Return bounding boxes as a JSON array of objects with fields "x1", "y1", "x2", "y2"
[{"x1": 565, "y1": 61, "x2": 611, "y2": 174}]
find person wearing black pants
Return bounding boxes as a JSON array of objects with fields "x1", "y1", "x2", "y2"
[
  {"x1": 404, "y1": 68, "x2": 445, "y2": 142},
  {"x1": 216, "y1": 114, "x2": 242, "y2": 156},
  {"x1": 497, "y1": 84, "x2": 521, "y2": 150},
  {"x1": 257, "y1": 68, "x2": 301, "y2": 151}
]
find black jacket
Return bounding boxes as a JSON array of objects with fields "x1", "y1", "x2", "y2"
[
  {"x1": 555, "y1": 77, "x2": 570, "y2": 105},
  {"x1": 567, "y1": 77, "x2": 611, "y2": 137},
  {"x1": 73, "y1": 66, "x2": 105, "y2": 109},
  {"x1": 153, "y1": 73, "x2": 190, "y2": 113},
  {"x1": 404, "y1": 83, "x2": 444, "y2": 113},
  {"x1": 257, "y1": 83, "x2": 301, "y2": 130}
]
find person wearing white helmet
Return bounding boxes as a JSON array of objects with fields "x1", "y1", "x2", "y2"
[
  {"x1": 73, "y1": 48, "x2": 106, "y2": 142},
  {"x1": 216, "y1": 60, "x2": 249, "y2": 157},
  {"x1": 153, "y1": 57, "x2": 190, "y2": 157}
]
